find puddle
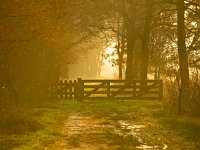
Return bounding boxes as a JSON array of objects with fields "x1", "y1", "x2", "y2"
[
  {"x1": 115, "y1": 120, "x2": 168, "y2": 149},
  {"x1": 49, "y1": 113, "x2": 198, "y2": 150},
  {"x1": 119, "y1": 120, "x2": 145, "y2": 129},
  {"x1": 115, "y1": 120, "x2": 145, "y2": 137},
  {"x1": 136, "y1": 144, "x2": 159, "y2": 149}
]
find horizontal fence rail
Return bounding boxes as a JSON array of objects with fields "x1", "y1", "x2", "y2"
[{"x1": 51, "y1": 78, "x2": 163, "y2": 101}]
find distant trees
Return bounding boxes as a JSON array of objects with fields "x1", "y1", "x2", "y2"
[
  {"x1": 0, "y1": 0, "x2": 199, "y2": 114},
  {"x1": 91, "y1": 0, "x2": 200, "y2": 114},
  {"x1": 0, "y1": 0, "x2": 94, "y2": 104}
]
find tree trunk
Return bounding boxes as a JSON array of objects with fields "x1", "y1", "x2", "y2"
[
  {"x1": 117, "y1": 36, "x2": 123, "y2": 80},
  {"x1": 125, "y1": 30, "x2": 134, "y2": 80},
  {"x1": 121, "y1": 0, "x2": 136, "y2": 80},
  {"x1": 177, "y1": 0, "x2": 190, "y2": 114},
  {"x1": 117, "y1": 18, "x2": 123, "y2": 80},
  {"x1": 120, "y1": 27, "x2": 126, "y2": 79},
  {"x1": 140, "y1": 0, "x2": 153, "y2": 80}
]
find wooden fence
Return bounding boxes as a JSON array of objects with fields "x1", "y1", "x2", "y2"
[
  {"x1": 51, "y1": 78, "x2": 163, "y2": 101},
  {"x1": 50, "y1": 80, "x2": 78, "y2": 99}
]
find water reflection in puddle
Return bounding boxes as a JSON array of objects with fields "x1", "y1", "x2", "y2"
[
  {"x1": 119, "y1": 120, "x2": 145, "y2": 130},
  {"x1": 115, "y1": 120, "x2": 168, "y2": 149},
  {"x1": 136, "y1": 144, "x2": 159, "y2": 149}
]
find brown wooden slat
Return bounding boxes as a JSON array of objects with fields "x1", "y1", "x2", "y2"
[
  {"x1": 82, "y1": 79, "x2": 160, "y2": 83},
  {"x1": 84, "y1": 82, "x2": 108, "y2": 97},
  {"x1": 84, "y1": 97, "x2": 159, "y2": 100},
  {"x1": 84, "y1": 85, "x2": 160, "y2": 88},
  {"x1": 84, "y1": 91, "x2": 108, "y2": 94},
  {"x1": 83, "y1": 91, "x2": 159, "y2": 95},
  {"x1": 84, "y1": 85, "x2": 109, "y2": 88}
]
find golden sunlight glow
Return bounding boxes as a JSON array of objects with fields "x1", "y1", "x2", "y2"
[{"x1": 100, "y1": 42, "x2": 118, "y2": 79}]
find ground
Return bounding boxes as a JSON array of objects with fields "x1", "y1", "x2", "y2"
[{"x1": 1, "y1": 100, "x2": 200, "y2": 150}]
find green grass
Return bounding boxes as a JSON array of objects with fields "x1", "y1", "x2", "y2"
[
  {"x1": 156, "y1": 116, "x2": 200, "y2": 141},
  {"x1": 83, "y1": 100, "x2": 162, "y2": 116},
  {"x1": 0, "y1": 100, "x2": 82, "y2": 150},
  {"x1": 2, "y1": 99, "x2": 200, "y2": 149}
]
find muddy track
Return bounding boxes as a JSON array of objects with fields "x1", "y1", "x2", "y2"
[{"x1": 48, "y1": 110, "x2": 198, "y2": 150}]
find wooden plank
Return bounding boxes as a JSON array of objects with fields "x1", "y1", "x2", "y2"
[
  {"x1": 84, "y1": 84, "x2": 160, "y2": 89},
  {"x1": 83, "y1": 91, "x2": 159, "y2": 95},
  {"x1": 84, "y1": 96, "x2": 159, "y2": 100},
  {"x1": 84, "y1": 85, "x2": 108, "y2": 88},
  {"x1": 84, "y1": 85, "x2": 134, "y2": 88},
  {"x1": 134, "y1": 91, "x2": 159, "y2": 94},
  {"x1": 82, "y1": 79, "x2": 161, "y2": 83},
  {"x1": 136, "y1": 82, "x2": 159, "y2": 96},
  {"x1": 69, "y1": 80, "x2": 73, "y2": 99},
  {"x1": 110, "y1": 87, "x2": 127, "y2": 97},
  {"x1": 74, "y1": 80, "x2": 78, "y2": 99},
  {"x1": 84, "y1": 91, "x2": 109, "y2": 94},
  {"x1": 84, "y1": 82, "x2": 107, "y2": 97},
  {"x1": 78, "y1": 78, "x2": 84, "y2": 101}
]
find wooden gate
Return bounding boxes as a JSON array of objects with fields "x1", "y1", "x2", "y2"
[
  {"x1": 51, "y1": 78, "x2": 163, "y2": 101},
  {"x1": 77, "y1": 79, "x2": 163, "y2": 101}
]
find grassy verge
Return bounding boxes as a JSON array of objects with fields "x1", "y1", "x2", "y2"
[
  {"x1": 0, "y1": 100, "x2": 82, "y2": 150},
  {"x1": 152, "y1": 107, "x2": 200, "y2": 147},
  {"x1": 156, "y1": 115, "x2": 200, "y2": 142},
  {"x1": 83, "y1": 100, "x2": 162, "y2": 118}
]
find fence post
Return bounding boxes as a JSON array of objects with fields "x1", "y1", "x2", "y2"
[
  {"x1": 74, "y1": 80, "x2": 78, "y2": 99},
  {"x1": 61, "y1": 80, "x2": 65, "y2": 99},
  {"x1": 159, "y1": 80, "x2": 163, "y2": 101},
  {"x1": 132, "y1": 81, "x2": 136, "y2": 98},
  {"x1": 57, "y1": 80, "x2": 63, "y2": 99},
  {"x1": 77, "y1": 78, "x2": 84, "y2": 101},
  {"x1": 107, "y1": 81, "x2": 110, "y2": 99},
  {"x1": 69, "y1": 80, "x2": 73, "y2": 99},
  {"x1": 64, "y1": 80, "x2": 68, "y2": 99}
]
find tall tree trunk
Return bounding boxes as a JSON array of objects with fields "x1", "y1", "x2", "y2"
[
  {"x1": 177, "y1": 0, "x2": 190, "y2": 114},
  {"x1": 117, "y1": 35, "x2": 122, "y2": 79},
  {"x1": 120, "y1": 27, "x2": 126, "y2": 79},
  {"x1": 120, "y1": 0, "x2": 136, "y2": 80},
  {"x1": 117, "y1": 16, "x2": 123, "y2": 80},
  {"x1": 125, "y1": 30, "x2": 134, "y2": 80},
  {"x1": 140, "y1": 0, "x2": 153, "y2": 80}
]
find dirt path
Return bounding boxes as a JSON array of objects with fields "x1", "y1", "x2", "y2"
[{"x1": 47, "y1": 101, "x2": 199, "y2": 150}]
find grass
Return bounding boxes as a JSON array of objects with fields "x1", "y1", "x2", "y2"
[
  {"x1": 0, "y1": 112, "x2": 41, "y2": 135},
  {"x1": 151, "y1": 105, "x2": 200, "y2": 146},
  {"x1": 0, "y1": 100, "x2": 82, "y2": 150},
  {"x1": 1, "y1": 99, "x2": 200, "y2": 149},
  {"x1": 156, "y1": 116, "x2": 200, "y2": 141},
  {"x1": 82, "y1": 100, "x2": 162, "y2": 117}
]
